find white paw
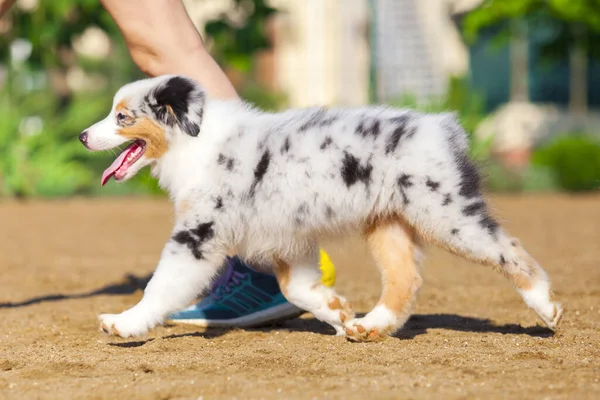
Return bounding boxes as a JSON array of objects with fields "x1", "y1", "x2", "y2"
[
  {"x1": 98, "y1": 312, "x2": 152, "y2": 338},
  {"x1": 316, "y1": 291, "x2": 355, "y2": 335},
  {"x1": 519, "y1": 280, "x2": 564, "y2": 331},
  {"x1": 537, "y1": 302, "x2": 563, "y2": 331},
  {"x1": 344, "y1": 305, "x2": 399, "y2": 342}
]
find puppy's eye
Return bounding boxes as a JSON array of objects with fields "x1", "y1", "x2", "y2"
[{"x1": 116, "y1": 112, "x2": 128, "y2": 122}]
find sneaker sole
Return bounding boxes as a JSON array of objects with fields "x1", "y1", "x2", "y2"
[{"x1": 167, "y1": 303, "x2": 305, "y2": 328}]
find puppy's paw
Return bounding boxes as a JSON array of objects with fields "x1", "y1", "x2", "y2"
[
  {"x1": 343, "y1": 305, "x2": 399, "y2": 342},
  {"x1": 537, "y1": 302, "x2": 564, "y2": 331},
  {"x1": 344, "y1": 319, "x2": 388, "y2": 342},
  {"x1": 326, "y1": 294, "x2": 355, "y2": 325},
  {"x1": 98, "y1": 313, "x2": 150, "y2": 338}
]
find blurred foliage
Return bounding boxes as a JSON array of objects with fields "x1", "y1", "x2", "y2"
[
  {"x1": 0, "y1": 1, "x2": 145, "y2": 197},
  {"x1": 1, "y1": 69, "x2": 92, "y2": 197},
  {"x1": 205, "y1": 0, "x2": 277, "y2": 74},
  {"x1": 240, "y1": 82, "x2": 288, "y2": 111},
  {"x1": 484, "y1": 162, "x2": 560, "y2": 193},
  {"x1": 205, "y1": 0, "x2": 287, "y2": 110},
  {"x1": 388, "y1": 76, "x2": 493, "y2": 162},
  {"x1": 0, "y1": 0, "x2": 120, "y2": 70},
  {"x1": 531, "y1": 135, "x2": 600, "y2": 192},
  {"x1": 462, "y1": 0, "x2": 600, "y2": 60},
  {"x1": 0, "y1": 0, "x2": 286, "y2": 198},
  {"x1": 0, "y1": 66, "x2": 157, "y2": 197}
]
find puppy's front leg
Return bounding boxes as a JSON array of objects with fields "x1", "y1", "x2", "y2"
[{"x1": 99, "y1": 221, "x2": 224, "y2": 338}]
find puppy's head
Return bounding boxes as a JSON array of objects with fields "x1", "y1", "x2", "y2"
[{"x1": 81, "y1": 75, "x2": 205, "y2": 185}]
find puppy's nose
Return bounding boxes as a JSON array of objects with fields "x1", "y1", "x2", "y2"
[{"x1": 79, "y1": 130, "x2": 88, "y2": 145}]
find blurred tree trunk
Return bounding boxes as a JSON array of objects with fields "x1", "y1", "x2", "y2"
[
  {"x1": 569, "y1": 25, "x2": 588, "y2": 116},
  {"x1": 510, "y1": 19, "x2": 529, "y2": 102}
]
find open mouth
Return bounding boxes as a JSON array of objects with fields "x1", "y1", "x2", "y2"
[{"x1": 101, "y1": 140, "x2": 146, "y2": 186}]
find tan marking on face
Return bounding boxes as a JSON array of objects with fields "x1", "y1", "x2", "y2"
[
  {"x1": 118, "y1": 118, "x2": 168, "y2": 159},
  {"x1": 116, "y1": 99, "x2": 129, "y2": 112},
  {"x1": 115, "y1": 99, "x2": 135, "y2": 124},
  {"x1": 272, "y1": 257, "x2": 291, "y2": 296},
  {"x1": 340, "y1": 311, "x2": 347, "y2": 323},
  {"x1": 365, "y1": 217, "x2": 422, "y2": 326}
]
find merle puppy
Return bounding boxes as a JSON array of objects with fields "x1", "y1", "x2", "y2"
[{"x1": 80, "y1": 75, "x2": 563, "y2": 341}]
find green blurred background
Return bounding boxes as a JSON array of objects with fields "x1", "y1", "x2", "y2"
[{"x1": 1, "y1": 0, "x2": 599, "y2": 198}]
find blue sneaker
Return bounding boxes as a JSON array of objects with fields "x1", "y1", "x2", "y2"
[{"x1": 167, "y1": 257, "x2": 304, "y2": 328}]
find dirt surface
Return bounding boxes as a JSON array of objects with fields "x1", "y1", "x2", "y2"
[{"x1": 0, "y1": 195, "x2": 598, "y2": 400}]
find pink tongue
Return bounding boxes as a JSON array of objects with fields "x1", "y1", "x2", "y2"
[{"x1": 101, "y1": 150, "x2": 130, "y2": 186}]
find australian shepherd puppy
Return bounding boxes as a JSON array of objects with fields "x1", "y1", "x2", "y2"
[{"x1": 80, "y1": 75, "x2": 562, "y2": 341}]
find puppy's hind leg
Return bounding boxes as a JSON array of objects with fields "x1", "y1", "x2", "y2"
[
  {"x1": 408, "y1": 197, "x2": 562, "y2": 330},
  {"x1": 344, "y1": 217, "x2": 423, "y2": 342},
  {"x1": 273, "y1": 245, "x2": 354, "y2": 336}
]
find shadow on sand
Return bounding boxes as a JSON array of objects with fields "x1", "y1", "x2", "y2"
[
  {"x1": 1, "y1": 273, "x2": 554, "y2": 347},
  {"x1": 0, "y1": 273, "x2": 152, "y2": 309}
]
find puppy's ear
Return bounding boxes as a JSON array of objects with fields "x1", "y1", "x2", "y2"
[{"x1": 147, "y1": 76, "x2": 205, "y2": 137}]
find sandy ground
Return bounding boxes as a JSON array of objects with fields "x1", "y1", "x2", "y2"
[{"x1": 0, "y1": 195, "x2": 599, "y2": 400}]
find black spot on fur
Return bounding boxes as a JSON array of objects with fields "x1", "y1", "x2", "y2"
[
  {"x1": 190, "y1": 222, "x2": 214, "y2": 243},
  {"x1": 172, "y1": 221, "x2": 214, "y2": 260},
  {"x1": 451, "y1": 228, "x2": 459, "y2": 235},
  {"x1": 455, "y1": 153, "x2": 481, "y2": 198},
  {"x1": 320, "y1": 136, "x2": 333, "y2": 150},
  {"x1": 356, "y1": 119, "x2": 381, "y2": 139},
  {"x1": 479, "y1": 214, "x2": 499, "y2": 236},
  {"x1": 297, "y1": 108, "x2": 338, "y2": 131},
  {"x1": 215, "y1": 197, "x2": 223, "y2": 210},
  {"x1": 462, "y1": 201, "x2": 499, "y2": 236},
  {"x1": 299, "y1": 109, "x2": 326, "y2": 131},
  {"x1": 462, "y1": 201, "x2": 485, "y2": 217},
  {"x1": 385, "y1": 115, "x2": 409, "y2": 154},
  {"x1": 406, "y1": 126, "x2": 417, "y2": 139},
  {"x1": 397, "y1": 174, "x2": 413, "y2": 205},
  {"x1": 426, "y1": 178, "x2": 440, "y2": 192},
  {"x1": 319, "y1": 116, "x2": 339, "y2": 128},
  {"x1": 151, "y1": 76, "x2": 203, "y2": 136},
  {"x1": 325, "y1": 206, "x2": 335, "y2": 219},
  {"x1": 340, "y1": 152, "x2": 373, "y2": 188},
  {"x1": 281, "y1": 137, "x2": 291, "y2": 154},
  {"x1": 398, "y1": 174, "x2": 413, "y2": 187},
  {"x1": 499, "y1": 254, "x2": 506, "y2": 265},
  {"x1": 442, "y1": 193, "x2": 452, "y2": 206},
  {"x1": 249, "y1": 149, "x2": 271, "y2": 197},
  {"x1": 295, "y1": 203, "x2": 309, "y2": 226},
  {"x1": 226, "y1": 159, "x2": 235, "y2": 171},
  {"x1": 255, "y1": 150, "x2": 271, "y2": 182},
  {"x1": 218, "y1": 154, "x2": 235, "y2": 171}
]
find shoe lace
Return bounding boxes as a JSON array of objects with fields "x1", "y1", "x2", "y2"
[{"x1": 210, "y1": 261, "x2": 246, "y2": 301}]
